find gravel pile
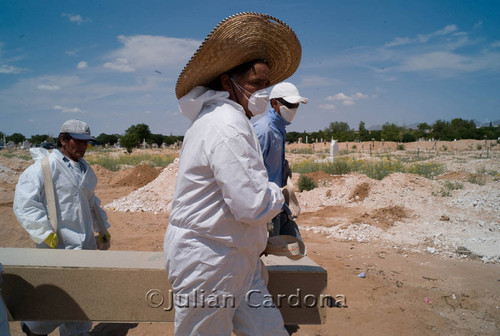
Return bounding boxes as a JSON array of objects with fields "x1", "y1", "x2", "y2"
[
  {"x1": 105, "y1": 159, "x2": 179, "y2": 213},
  {"x1": 0, "y1": 163, "x2": 18, "y2": 183}
]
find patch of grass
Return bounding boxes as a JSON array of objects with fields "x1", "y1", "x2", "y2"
[
  {"x1": 432, "y1": 180, "x2": 463, "y2": 197},
  {"x1": 397, "y1": 144, "x2": 405, "y2": 150},
  {"x1": 87, "y1": 153, "x2": 176, "y2": 171},
  {"x1": 467, "y1": 173, "x2": 486, "y2": 185},
  {"x1": 398, "y1": 154, "x2": 436, "y2": 163},
  {"x1": 287, "y1": 148, "x2": 314, "y2": 154},
  {"x1": 1, "y1": 150, "x2": 32, "y2": 160},
  {"x1": 476, "y1": 144, "x2": 482, "y2": 150},
  {"x1": 487, "y1": 169, "x2": 498, "y2": 177},
  {"x1": 292, "y1": 158, "x2": 357, "y2": 175},
  {"x1": 292, "y1": 156, "x2": 445, "y2": 180},
  {"x1": 359, "y1": 160, "x2": 405, "y2": 180},
  {"x1": 432, "y1": 189, "x2": 451, "y2": 197},
  {"x1": 443, "y1": 180, "x2": 464, "y2": 191},
  {"x1": 298, "y1": 175, "x2": 317, "y2": 191},
  {"x1": 406, "y1": 162, "x2": 446, "y2": 179}
]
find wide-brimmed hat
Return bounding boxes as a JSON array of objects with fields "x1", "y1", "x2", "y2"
[
  {"x1": 175, "y1": 12, "x2": 302, "y2": 99},
  {"x1": 59, "y1": 119, "x2": 95, "y2": 140}
]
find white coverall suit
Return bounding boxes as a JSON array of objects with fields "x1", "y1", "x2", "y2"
[
  {"x1": 13, "y1": 148, "x2": 110, "y2": 335},
  {"x1": 164, "y1": 87, "x2": 288, "y2": 335}
]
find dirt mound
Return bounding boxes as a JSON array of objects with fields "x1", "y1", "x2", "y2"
[
  {"x1": 438, "y1": 171, "x2": 469, "y2": 181},
  {"x1": 303, "y1": 171, "x2": 341, "y2": 186},
  {"x1": 112, "y1": 164, "x2": 162, "y2": 189},
  {"x1": 353, "y1": 205, "x2": 411, "y2": 230},
  {"x1": 372, "y1": 205, "x2": 411, "y2": 229},
  {"x1": 299, "y1": 205, "x2": 360, "y2": 228},
  {"x1": 0, "y1": 155, "x2": 32, "y2": 172},
  {"x1": 91, "y1": 164, "x2": 114, "y2": 185},
  {"x1": 349, "y1": 182, "x2": 370, "y2": 201}
]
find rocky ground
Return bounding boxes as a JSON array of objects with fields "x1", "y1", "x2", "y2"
[{"x1": 1, "y1": 139, "x2": 499, "y2": 335}]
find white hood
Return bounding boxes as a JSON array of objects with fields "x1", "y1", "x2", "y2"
[{"x1": 178, "y1": 86, "x2": 237, "y2": 122}]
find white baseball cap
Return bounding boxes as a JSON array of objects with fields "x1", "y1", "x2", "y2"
[
  {"x1": 269, "y1": 82, "x2": 308, "y2": 104},
  {"x1": 60, "y1": 119, "x2": 95, "y2": 140}
]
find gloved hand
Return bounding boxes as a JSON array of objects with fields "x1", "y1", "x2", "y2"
[
  {"x1": 96, "y1": 231, "x2": 111, "y2": 250},
  {"x1": 45, "y1": 232, "x2": 58, "y2": 249}
]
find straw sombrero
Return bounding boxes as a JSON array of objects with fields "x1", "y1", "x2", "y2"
[{"x1": 175, "y1": 12, "x2": 302, "y2": 99}]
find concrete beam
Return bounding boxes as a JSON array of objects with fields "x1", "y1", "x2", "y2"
[{"x1": 0, "y1": 248, "x2": 330, "y2": 324}]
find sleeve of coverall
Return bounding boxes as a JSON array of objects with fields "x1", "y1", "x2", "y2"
[
  {"x1": 209, "y1": 133, "x2": 283, "y2": 226},
  {"x1": 13, "y1": 164, "x2": 54, "y2": 244},
  {"x1": 90, "y1": 196, "x2": 111, "y2": 233}
]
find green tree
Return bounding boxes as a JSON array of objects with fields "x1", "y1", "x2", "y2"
[
  {"x1": 286, "y1": 131, "x2": 301, "y2": 143},
  {"x1": 415, "y1": 123, "x2": 431, "y2": 139},
  {"x1": 151, "y1": 133, "x2": 165, "y2": 147},
  {"x1": 324, "y1": 121, "x2": 353, "y2": 142},
  {"x1": 402, "y1": 133, "x2": 416, "y2": 142},
  {"x1": 125, "y1": 124, "x2": 152, "y2": 144},
  {"x1": 6, "y1": 133, "x2": 26, "y2": 144},
  {"x1": 30, "y1": 134, "x2": 50, "y2": 144},
  {"x1": 358, "y1": 121, "x2": 370, "y2": 141},
  {"x1": 96, "y1": 133, "x2": 119, "y2": 146},
  {"x1": 381, "y1": 123, "x2": 401, "y2": 142},
  {"x1": 431, "y1": 120, "x2": 453, "y2": 140},
  {"x1": 120, "y1": 133, "x2": 138, "y2": 153}
]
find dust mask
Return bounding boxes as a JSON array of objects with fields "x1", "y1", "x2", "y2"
[
  {"x1": 231, "y1": 79, "x2": 269, "y2": 116},
  {"x1": 279, "y1": 105, "x2": 297, "y2": 123}
]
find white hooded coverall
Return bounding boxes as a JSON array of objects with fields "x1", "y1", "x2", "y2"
[
  {"x1": 164, "y1": 87, "x2": 288, "y2": 335},
  {"x1": 13, "y1": 148, "x2": 110, "y2": 335}
]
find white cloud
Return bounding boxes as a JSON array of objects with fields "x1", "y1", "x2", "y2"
[
  {"x1": 62, "y1": 13, "x2": 91, "y2": 25},
  {"x1": 325, "y1": 92, "x2": 369, "y2": 106},
  {"x1": 0, "y1": 64, "x2": 28, "y2": 74},
  {"x1": 385, "y1": 24, "x2": 458, "y2": 47},
  {"x1": 53, "y1": 105, "x2": 84, "y2": 113},
  {"x1": 385, "y1": 37, "x2": 411, "y2": 48},
  {"x1": 37, "y1": 84, "x2": 60, "y2": 91},
  {"x1": 77, "y1": 61, "x2": 88, "y2": 69},
  {"x1": 399, "y1": 51, "x2": 492, "y2": 73},
  {"x1": 340, "y1": 23, "x2": 500, "y2": 77},
  {"x1": 319, "y1": 104, "x2": 336, "y2": 110},
  {"x1": 103, "y1": 35, "x2": 199, "y2": 72},
  {"x1": 299, "y1": 75, "x2": 339, "y2": 87},
  {"x1": 103, "y1": 58, "x2": 134, "y2": 72},
  {"x1": 418, "y1": 24, "x2": 458, "y2": 43}
]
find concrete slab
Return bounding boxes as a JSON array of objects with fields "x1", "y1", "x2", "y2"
[{"x1": 0, "y1": 248, "x2": 330, "y2": 324}]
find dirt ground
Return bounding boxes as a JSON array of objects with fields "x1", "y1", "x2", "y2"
[{"x1": 1, "y1": 140, "x2": 499, "y2": 335}]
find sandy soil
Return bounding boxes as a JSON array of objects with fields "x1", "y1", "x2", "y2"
[{"x1": 2, "y1": 140, "x2": 499, "y2": 335}]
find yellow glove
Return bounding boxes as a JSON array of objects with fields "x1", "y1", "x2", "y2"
[
  {"x1": 45, "y1": 232, "x2": 58, "y2": 249},
  {"x1": 97, "y1": 231, "x2": 111, "y2": 250}
]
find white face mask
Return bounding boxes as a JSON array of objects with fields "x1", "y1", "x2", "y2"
[
  {"x1": 279, "y1": 105, "x2": 298, "y2": 123},
  {"x1": 232, "y1": 79, "x2": 269, "y2": 116}
]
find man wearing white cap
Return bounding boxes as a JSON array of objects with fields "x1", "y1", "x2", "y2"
[
  {"x1": 253, "y1": 82, "x2": 308, "y2": 238},
  {"x1": 14, "y1": 119, "x2": 110, "y2": 336}
]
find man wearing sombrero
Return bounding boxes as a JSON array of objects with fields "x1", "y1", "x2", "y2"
[{"x1": 164, "y1": 13, "x2": 301, "y2": 335}]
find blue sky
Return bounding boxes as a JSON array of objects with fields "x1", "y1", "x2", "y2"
[{"x1": 1, "y1": 0, "x2": 499, "y2": 138}]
